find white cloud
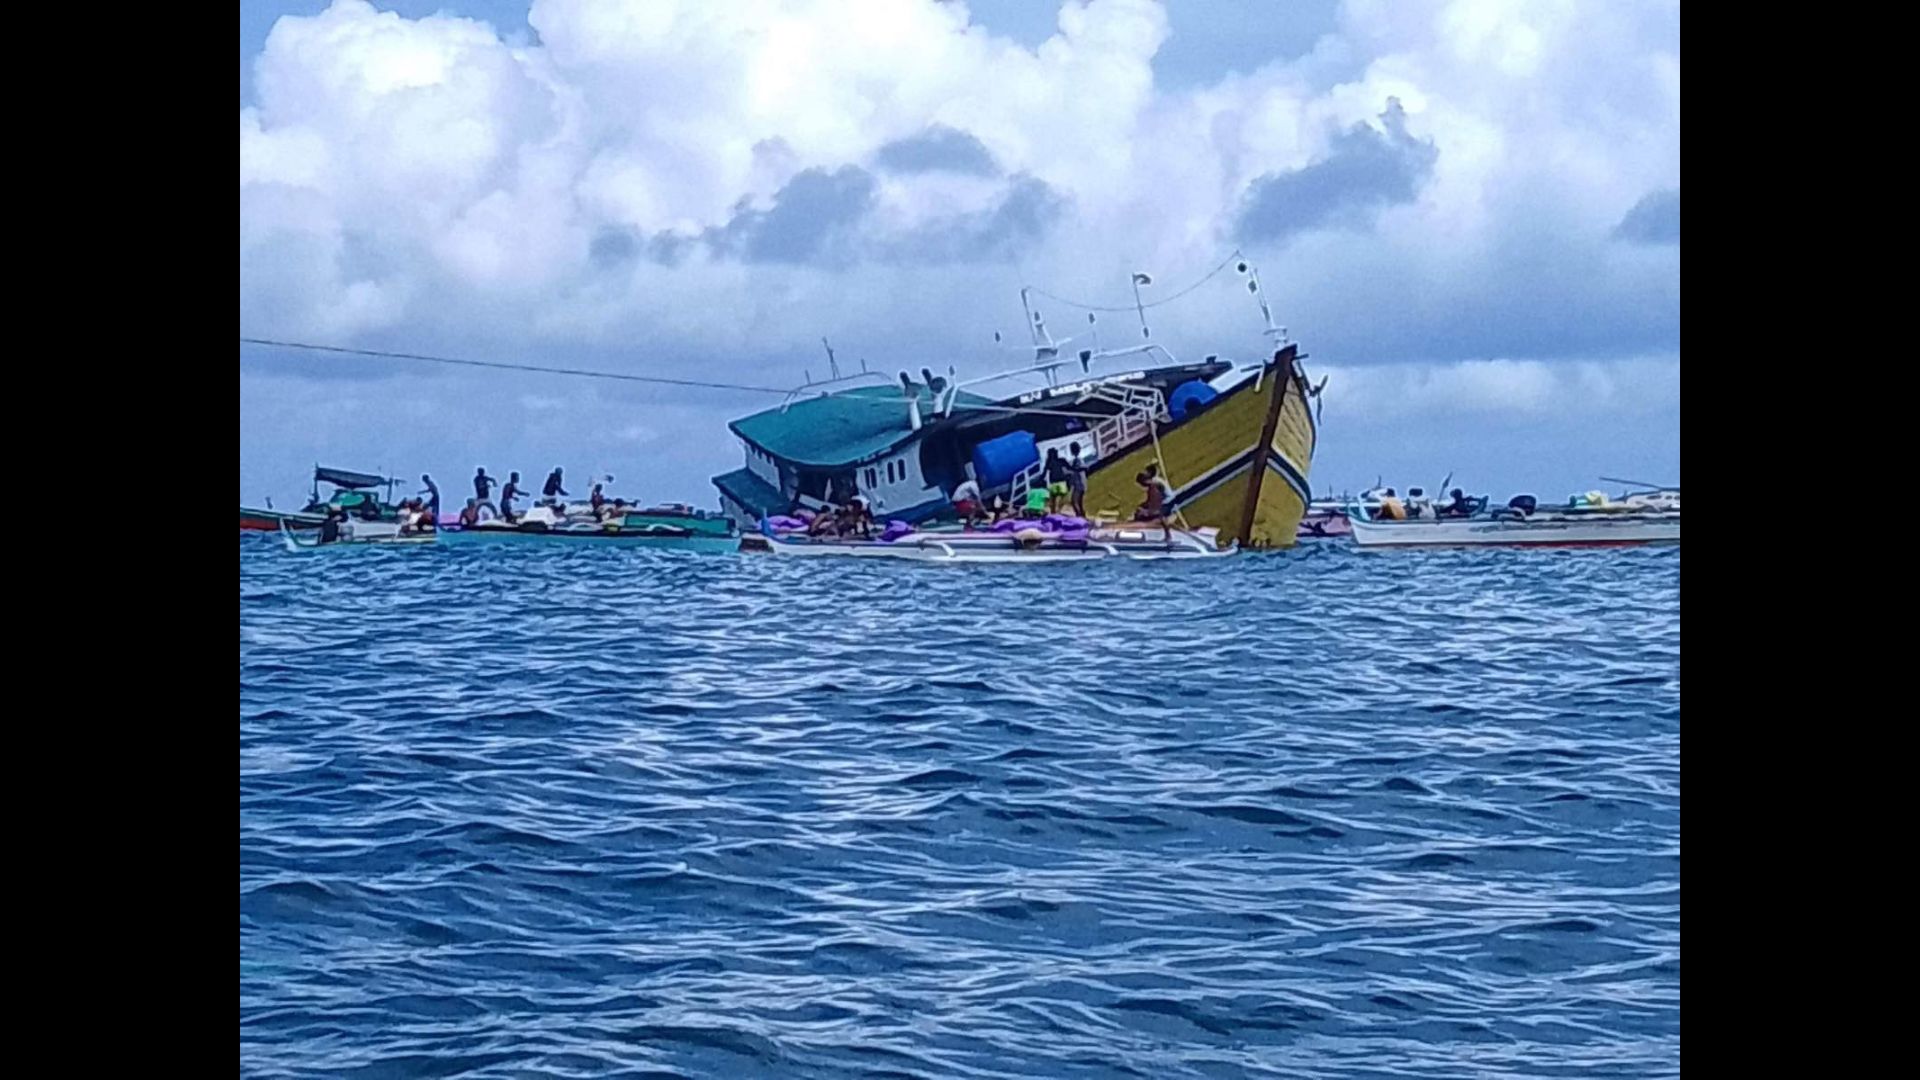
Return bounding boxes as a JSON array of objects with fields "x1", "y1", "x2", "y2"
[
  {"x1": 1315, "y1": 354, "x2": 1679, "y2": 420},
  {"x1": 240, "y1": 0, "x2": 1678, "y2": 503}
]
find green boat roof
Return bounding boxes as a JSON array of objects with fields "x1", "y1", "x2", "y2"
[
  {"x1": 712, "y1": 467, "x2": 787, "y2": 518},
  {"x1": 729, "y1": 383, "x2": 992, "y2": 468}
]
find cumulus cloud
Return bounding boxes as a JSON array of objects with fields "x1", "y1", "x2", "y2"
[
  {"x1": 708, "y1": 165, "x2": 879, "y2": 265},
  {"x1": 875, "y1": 125, "x2": 1002, "y2": 176},
  {"x1": 1613, "y1": 188, "x2": 1680, "y2": 244},
  {"x1": 1234, "y1": 98, "x2": 1438, "y2": 243}
]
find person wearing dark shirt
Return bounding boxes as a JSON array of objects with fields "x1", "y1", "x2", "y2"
[
  {"x1": 543, "y1": 467, "x2": 569, "y2": 506},
  {"x1": 1043, "y1": 449, "x2": 1070, "y2": 513},
  {"x1": 419, "y1": 474, "x2": 440, "y2": 520},
  {"x1": 501, "y1": 472, "x2": 525, "y2": 523},
  {"x1": 1066, "y1": 442, "x2": 1089, "y2": 518},
  {"x1": 473, "y1": 468, "x2": 497, "y2": 514},
  {"x1": 318, "y1": 506, "x2": 343, "y2": 544}
]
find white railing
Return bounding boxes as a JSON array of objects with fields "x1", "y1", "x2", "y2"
[{"x1": 1089, "y1": 387, "x2": 1169, "y2": 459}]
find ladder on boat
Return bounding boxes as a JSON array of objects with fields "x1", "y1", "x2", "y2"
[{"x1": 1004, "y1": 386, "x2": 1171, "y2": 507}]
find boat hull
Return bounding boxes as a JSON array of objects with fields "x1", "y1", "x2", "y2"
[
  {"x1": 743, "y1": 526, "x2": 1234, "y2": 562},
  {"x1": 279, "y1": 521, "x2": 436, "y2": 550},
  {"x1": 1349, "y1": 514, "x2": 1679, "y2": 548},
  {"x1": 1076, "y1": 348, "x2": 1316, "y2": 549},
  {"x1": 242, "y1": 506, "x2": 323, "y2": 531},
  {"x1": 438, "y1": 526, "x2": 737, "y2": 553}
]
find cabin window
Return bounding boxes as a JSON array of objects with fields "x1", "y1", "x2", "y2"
[{"x1": 866, "y1": 468, "x2": 878, "y2": 489}]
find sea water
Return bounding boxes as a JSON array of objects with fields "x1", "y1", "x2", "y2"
[{"x1": 240, "y1": 537, "x2": 1679, "y2": 1078}]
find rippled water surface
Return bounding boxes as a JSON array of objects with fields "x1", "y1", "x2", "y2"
[{"x1": 239, "y1": 536, "x2": 1679, "y2": 1078}]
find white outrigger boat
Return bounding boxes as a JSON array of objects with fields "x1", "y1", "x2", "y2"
[
  {"x1": 741, "y1": 520, "x2": 1234, "y2": 562},
  {"x1": 1347, "y1": 481, "x2": 1679, "y2": 549},
  {"x1": 277, "y1": 519, "x2": 436, "y2": 550}
]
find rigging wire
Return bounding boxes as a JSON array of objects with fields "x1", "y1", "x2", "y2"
[
  {"x1": 1021, "y1": 250, "x2": 1245, "y2": 314},
  {"x1": 240, "y1": 335, "x2": 1129, "y2": 422}
]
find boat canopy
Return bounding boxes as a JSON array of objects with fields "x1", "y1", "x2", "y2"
[
  {"x1": 729, "y1": 383, "x2": 992, "y2": 468},
  {"x1": 711, "y1": 467, "x2": 788, "y2": 517},
  {"x1": 314, "y1": 466, "x2": 391, "y2": 490}
]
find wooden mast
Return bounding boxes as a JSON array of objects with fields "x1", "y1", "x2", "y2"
[{"x1": 1237, "y1": 346, "x2": 1298, "y2": 547}]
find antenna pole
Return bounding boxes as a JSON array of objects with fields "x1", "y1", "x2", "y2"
[{"x1": 822, "y1": 337, "x2": 840, "y2": 380}]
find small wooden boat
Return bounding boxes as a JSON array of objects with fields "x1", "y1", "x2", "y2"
[
  {"x1": 742, "y1": 521, "x2": 1235, "y2": 562},
  {"x1": 242, "y1": 506, "x2": 324, "y2": 531},
  {"x1": 1348, "y1": 484, "x2": 1679, "y2": 549},
  {"x1": 436, "y1": 506, "x2": 737, "y2": 552},
  {"x1": 1348, "y1": 512, "x2": 1678, "y2": 548},
  {"x1": 243, "y1": 466, "x2": 406, "y2": 532}
]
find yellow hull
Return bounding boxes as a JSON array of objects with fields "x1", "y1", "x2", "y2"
[{"x1": 1080, "y1": 346, "x2": 1316, "y2": 548}]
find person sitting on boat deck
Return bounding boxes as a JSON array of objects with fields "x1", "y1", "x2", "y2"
[
  {"x1": 458, "y1": 498, "x2": 481, "y2": 528},
  {"x1": 473, "y1": 468, "x2": 498, "y2": 515},
  {"x1": 1066, "y1": 442, "x2": 1089, "y2": 518},
  {"x1": 1043, "y1": 448, "x2": 1071, "y2": 513},
  {"x1": 542, "y1": 467, "x2": 569, "y2": 507},
  {"x1": 500, "y1": 471, "x2": 527, "y2": 523},
  {"x1": 1406, "y1": 487, "x2": 1433, "y2": 519},
  {"x1": 1440, "y1": 488, "x2": 1473, "y2": 518},
  {"x1": 840, "y1": 495, "x2": 874, "y2": 538},
  {"x1": 1134, "y1": 469, "x2": 1171, "y2": 542},
  {"x1": 419, "y1": 474, "x2": 440, "y2": 520},
  {"x1": 1376, "y1": 488, "x2": 1406, "y2": 520},
  {"x1": 318, "y1": 505, "x2": 344, "y2": 544},
  {"x1": 399, "y1": 499, "x2": 435, "y2": 535},
  {"x1": 807, "y1": 504, "x2": 840, "y2": 536}
]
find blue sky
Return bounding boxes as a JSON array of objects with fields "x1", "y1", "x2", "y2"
[{"x1": 240, "y1": 0, "x2": 1679, "y2": 507}]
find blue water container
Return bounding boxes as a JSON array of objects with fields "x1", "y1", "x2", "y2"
[
  {"x1": 971, "y1": 431, "x2": 1039, "y2": 489},
  {"x1": 1167, "y1": 380, "x2": 1219, "y2": 422}
]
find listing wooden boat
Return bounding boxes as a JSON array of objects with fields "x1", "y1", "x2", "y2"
[{"x1": 713, "y1": 260, "x2": 1320, "y2": 550}]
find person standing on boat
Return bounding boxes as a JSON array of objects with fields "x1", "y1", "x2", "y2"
[
  {"x1": 500, "y1": 471, "x2": 526, "y2": 523},
  {"x1": 1043, "y1": 448, "x2": 1070, "y2": 513},
  {"x1": 1066, "y1": 443, "x2": 1089, "y2": 519},
  {"x1": 473, "y1": 468, "x2": 498, "y2": 515},
  {"x1": 590, "y1": 483, "x2": 608, "y2": 519},
  {"x1": 543, "y1": 467, "x2": 569, "y2": 508},
  {"x1": 419, "y1": 474, "x2": 440, "y2": 521},
  {"x1": 318, "y1": 505, "x2": 343, "y2": 545}
]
